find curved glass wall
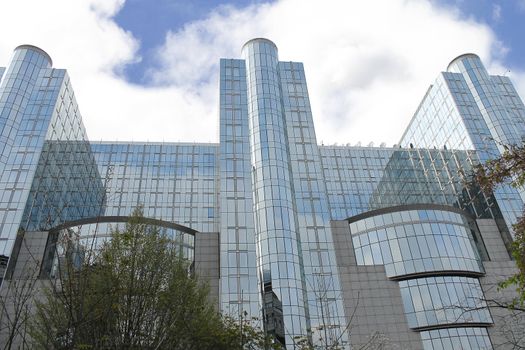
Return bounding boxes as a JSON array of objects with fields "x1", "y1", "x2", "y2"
[
  {"x1": 46, "y1": 220, "x2": 194, "y2": 278},
  {"x1": 399, "y1": 276, "x2": 491, "y2": 328},
  {"x1": 448, "y1": 54, "x2": 524, "y2": 149},
  {"x1": 350, "y1": 208, "x2": 483, "y2": 278},
  {"x1": 348, "y1": 206, "x2": 492, "y2": 346},
  {"x1": 421, "y1": 327, "x2": 492, "y2": 350},
  {"x1": 0, "y1": 46, "x2": 54, "y2": 257},
  {"x1": 242, "y1": 38, "x2": 308, "y2": 343}
]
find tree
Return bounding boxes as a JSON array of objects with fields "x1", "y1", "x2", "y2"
[
  {"x1": 290, "y1": 274, "x2": 393, "y2": 350},
  {"x1": 474, "y1": 142, "x2": 525, "y2": 307},
  {"x1": 0, "y1": 229, "x2": 43, "y2": 350},
  {"x1": 29, "y1": 208, "x2": 281, "y2": 349}
]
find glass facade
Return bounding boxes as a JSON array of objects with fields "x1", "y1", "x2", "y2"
[
  {"x1": 239, "y1": 38, "x2": 347, "y2": 345},
  {"x1": 45, "y1": 220, "x2": 195, "y2": 279},
  {"x1": 320, "y1": 146, "x2": 393, "y2": 219},
  {"x1": 447, "y1": 54, "x2": 525, "y2": 149},
  {"x1": 399, "y1": 276, "x2": 491, "y2": 328},
  {"x1": 421, "y1": 327, "x2": 492, "y2": 350},
  {"x1": 90, "y1": 142, "x2": 219, "y2": 233},
  {"x1": 219, "y1": 58, "x2": 259, "y2": 319},
  {"x1": 347, "y1": 205, "x2": 492, "y2": 347},
  {"x1": 0, "y1": 46, "x2": 85, "y2": 260},
  {"x1": 0, "y1": 40, "x2": 523, "y2": 349},
  {"x1": 320, "y1": 145, "x2": 504, "y2": 226},
  {"x1": 350, "y1": 208, "x2": 483, "y2": 278},
  {"x1": 400, "y1": 54, "x2": 525, "y2": 231},
  {"x1": 279, "y1": 58, "x2": 347, "y2": 345},
  {"x1": 242, "y1": 39, "x2": 309, "y2": 343},
  {"x1": 21, "y1": 140, "x2": 106, "y2": 232}
]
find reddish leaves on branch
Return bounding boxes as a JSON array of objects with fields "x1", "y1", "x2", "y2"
[{"x1": 475, "y1": 143, "x2": 525, "y2": 307}]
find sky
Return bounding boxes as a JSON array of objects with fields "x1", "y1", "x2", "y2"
[{"x1": 0, "y1": 0, "x2": 524, "y2": 145}]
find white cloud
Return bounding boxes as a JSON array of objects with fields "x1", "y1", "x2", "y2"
[
  {"x1": 492, "y1": 4, "x2": 502, "y2": 22},
  {"x1": 0, "y1": 0, "x2": 523, "y2": 145}
]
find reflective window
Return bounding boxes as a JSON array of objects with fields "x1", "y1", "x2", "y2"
[
  {"x1": 421, "y1": 327, "x2": 492, "y2": 350},
  {"x1": 351, "y1": 209, "x2": 483, "y2": 277},
  {"x1": 46, "y1": 221, "x2": 194, "y2": 278},
  {"x1": 399, "y1": 276, "x2": 491, "y2": 328}
]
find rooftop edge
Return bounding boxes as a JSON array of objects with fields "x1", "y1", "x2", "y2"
[
  {"x1": 447, "y1": 53, "x2": 480, "y2": 72},
  {"x1": 241, "y1": 38, "x2": 278, "y2": 54},
  {"x1": 14, "y1": 44, "x2": 53, "y2": 67}
]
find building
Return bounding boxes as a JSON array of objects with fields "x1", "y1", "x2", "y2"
[{"x1": 0, "y1": 39, "x2": 523, "y2": 349}]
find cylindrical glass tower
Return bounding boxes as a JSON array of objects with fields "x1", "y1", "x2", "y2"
[
  {"x1": 0, "y1": 45, "x2": 53, "y2": 258},
  {"x1": 0, "y1": 45, "x2": 52, "y2": 166},
  {"x1": 242, "y1": 38, "x2": 308, "y2": 345},
  {"x1": 447, "y1": 53, "x2": 525, "y2": 150}
]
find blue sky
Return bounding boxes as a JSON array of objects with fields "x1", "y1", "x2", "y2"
[
  {"x1": 1, "y1": 0, "x2": 523, "y2": 144},
  {"x1": 115, "y1": 0, "x2": 525, "y2": 85},
  {"x1": 434, "y1": 0, "x2": 525, "y2": 71},
  {"x1": 115, "y1": 0, "x2": 272, "y2": 84}
]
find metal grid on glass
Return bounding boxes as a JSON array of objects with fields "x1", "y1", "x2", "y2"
[
  {"x1": 21, "y1": 140, "x2": 105, "y2": 231},
  {"x1": 368, "y1": 148, "x2": 496, "y2": 219},
  {"x1": 400, "y1": 55, "x2": 525, "y2": 232},
  {"x1": 399, "y1": 276, "x2": 491, "y2": 328},
  {"x1": 0, "y1": 46, "x2": 83, "y2": 259},
  {"x1": 90, "y1": 142, "x2": 219, "y2": 234},
  {"x1": 350, "y1": 208, "x2": 483, "y2": 277},
  {"x1": 2, "y1": 41, "x2": 525, "y2": 350},
  {"x1": 320, "y1": 146, "x2": 498, "y2": 223},
  {"x1": 48, "y1": 222, "x2": 195, "y2": 279},
  {"x1": 219, "y1": 58, "x2": 259, "y2": 319},
  {"x1": 280, "y1": 60, "x2": 347, "y2": 346},
  {"x1": 448, "y1": 55, "x2": 525, "y2": 150},
  {"x1": 421, "y1": 327, "x2": 492, "y2": 349},
  {"x1": 242, "y1": 38, "x2": 308, "y2": 344},
  {"x1": 320, "y1": 146, "x2": 393, "y2": 219}
]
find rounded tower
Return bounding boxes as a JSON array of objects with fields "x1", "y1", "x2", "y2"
[
  {"x1": 447, "y1": 53, "x2": 523, "y2": 149},
  {"x1": 242, "y1": 38, "x2": 309, "y2": 346},
  {"x1": 0, "y1": 44, "x2": 53, "y2": 258}
]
